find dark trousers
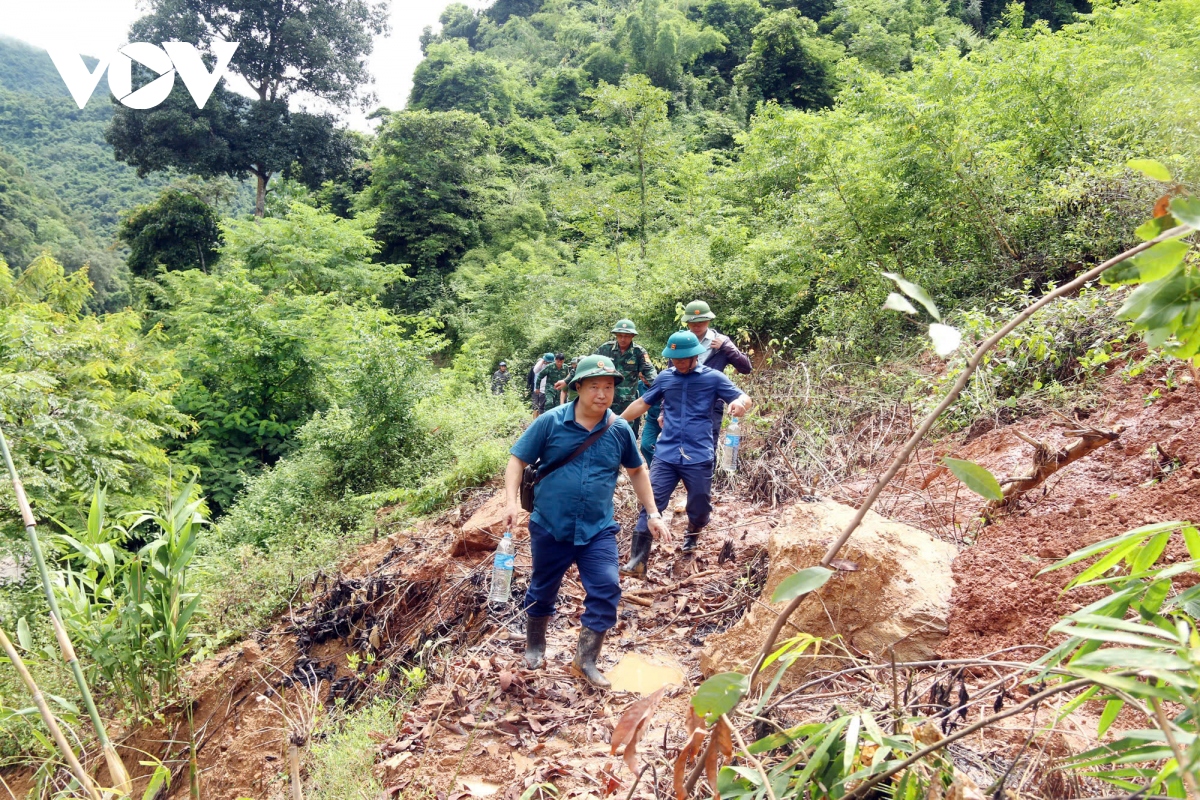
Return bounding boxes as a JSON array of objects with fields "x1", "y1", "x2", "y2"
[
  {"x1": 523, "y1": 520, "x2": 620, "y2": 633},
  {"x1": 640, "y1": 414, "x2": 661, "y2": 468},
  {"x1": 636, "y1": 458, "x2": 714, "y2": 534}
]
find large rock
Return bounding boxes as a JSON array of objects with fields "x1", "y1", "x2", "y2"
[
  {"x1": 701, "y1": 499, "x2": 956, "y2": 686},
  {"x1": 451, "y1": 493, "x2": 529, "y2": 556}
]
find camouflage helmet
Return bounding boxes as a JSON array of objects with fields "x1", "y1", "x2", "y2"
[
  {"x1": 683, "y1": 300, "x2": 715, "y2": 322},
  {"x1": 611, "y1": 318, "x2": 639, "y2": 335},
  {"x1": 570, "y1": 354, "x2": 625, "y2": 390}
]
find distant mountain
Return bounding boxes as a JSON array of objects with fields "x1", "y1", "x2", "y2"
[{"x1": 0, "y1": 36, "x2": 168, "y2": 241}]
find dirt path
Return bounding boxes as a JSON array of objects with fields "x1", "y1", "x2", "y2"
[{"x1": 6, "y1": 361, "x2": 1196, "y2": 799}]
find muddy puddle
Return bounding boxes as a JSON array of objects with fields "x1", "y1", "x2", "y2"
[{"x1": 607, "y1": 651, "x2": 686, "y2": 695}]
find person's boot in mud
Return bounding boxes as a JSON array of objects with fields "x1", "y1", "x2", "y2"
[
  {"x1": 571, "y1": 627, "x2": 611, "y2": 689},
  {"x1": 620, "y1": 530, "x2": 653, "y2": 579},
  {"x1": 682, "y1": 525, "x2": 702, "y2": 553},
  {"x1": 524, "y1": 615, "x2": 549, "y2": 669}
]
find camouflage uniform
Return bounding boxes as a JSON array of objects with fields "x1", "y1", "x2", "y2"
[
  {"x1": 539, "y1": 363, "x2": 572, "y2": 410},
  {"x1": 594, "y1": 340, "x2": 657, "y2": 435}
]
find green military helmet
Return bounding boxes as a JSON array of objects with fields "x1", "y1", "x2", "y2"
[
  {"x1": 683, "y1": 300, "x2": 715, "y2": 322},
  {"x1": 662, "y1": 330, "x2": 706, "y2": 359},
  {"x1": 611, "y1": 318, "x2": 639, "y2": 335},
  {"x1": 570, "y1": 354, "x2": 626, "y2": 390},
  {"x1": 543, "y1": 352, "x2": 555, "y2": 362}
]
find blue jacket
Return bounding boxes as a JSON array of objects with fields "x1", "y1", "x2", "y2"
[
  {"x1": 639, "y1": 366, "x2": 744, "y2": 465},
  {"x1": 510, "y1": 402, "x2": 642, "y2": 544}
]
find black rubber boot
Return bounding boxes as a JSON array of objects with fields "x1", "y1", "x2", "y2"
[
  {"x1": 524, "y1": 615, "x2": 549, "y2": 670},
  {"x1": 570, "y1": 627, "x2": 611, "y2": 689},
  {"x1": 682, "y1": 526, "x2": 701, "y2": 552},
  {"x1": 620, "y1": 531, "x2": 653, "y2": 579}
]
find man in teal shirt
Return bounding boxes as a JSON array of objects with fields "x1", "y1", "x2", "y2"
[{"x1": 505, "y1": 355, "x2": 666, "y2": 688}]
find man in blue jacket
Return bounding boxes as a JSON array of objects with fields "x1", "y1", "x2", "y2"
[
  {"x1": 618, "y1": 331, "x2": 752, "y2": 576},
  {"x1": 504, "y1": 355, "x2": 667, "y2": 688}
]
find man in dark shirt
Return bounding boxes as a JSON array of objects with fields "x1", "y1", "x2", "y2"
[
  {"x1": 491, "y1": 362, "x2": 511, "y2": 394},
  {"x1": 618, "y1": 331, "x2": 752, "y2": 576},
  {"x1": 682, "y1": 300, "x2": 752, "y2": 449},
  {"x1": 504, "y1": 355, "x2": 667, "y2": 688}
]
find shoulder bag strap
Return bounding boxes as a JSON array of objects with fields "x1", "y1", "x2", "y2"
[{"x1": 533, "y1": 412, "x2": 614, "y2": 485}]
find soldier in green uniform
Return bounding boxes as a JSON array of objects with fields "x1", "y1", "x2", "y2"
[
  {"x1": 539, "y1": 354, "x2": 572, "y2": 411},
  {"x1": 593, "y1": 320, "x2": 658, "y2": 436}
]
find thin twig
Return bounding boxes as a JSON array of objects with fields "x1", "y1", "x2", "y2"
[{"x1": 722, "y1": 713, "x2": 777, "y2": 800}]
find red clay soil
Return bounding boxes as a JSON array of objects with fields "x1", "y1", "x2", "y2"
[{"x1": 831, "y1": 362, "x2": 1200, "y2": 660}]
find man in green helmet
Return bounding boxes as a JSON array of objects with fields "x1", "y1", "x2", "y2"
[
  {"x1": 539, "y1": 354, "x2": 571, "y2": 410},
  {"x1": 583, "y1": 319, "x2": 658, "y2": 437},
  {"x1": 505, "y1": 355, "x2": 667, "y2": 689}
]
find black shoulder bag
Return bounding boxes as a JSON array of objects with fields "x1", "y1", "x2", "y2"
[{"x1": 520, "y1": 413, "x2": 614, "y2": 512}]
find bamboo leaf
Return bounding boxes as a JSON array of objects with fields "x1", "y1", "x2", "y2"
[{"x1": 1097, "y1": 698, "x2": 1124, "y2": 738}]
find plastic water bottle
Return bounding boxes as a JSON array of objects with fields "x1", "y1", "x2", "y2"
[
  {"x1": 488, "y1": 531, "x2": 516, "y2": 605},
  {"x1": 721, "y1": 416, "x2": 741, "y2": 473}
]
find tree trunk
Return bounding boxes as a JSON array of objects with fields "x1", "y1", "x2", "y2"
[
  {"x1": 637, "y1": 145, "x2": 647, "y2": 259},
  {"x1": 254, "y1": 170, "x2": 267, "y2": 218}
]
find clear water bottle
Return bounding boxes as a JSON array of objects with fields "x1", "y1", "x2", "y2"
[
  {"x1": 721, "y1": 416, "x2": 741, "y2": 473},
  {"x1": 488, "y1": 531, "x2": 516, "y2": 605}
]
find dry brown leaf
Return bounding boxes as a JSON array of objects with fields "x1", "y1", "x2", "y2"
[
  {"x1": 911, "y1": 720, "x2": 942, "y2": 747},
  {"x1": 1153, "y1": 193, "x2": 1172, "y2": 218},
  {"x1": 946, "y1": 770, "x2": 985, "y2": 800},
  {"x1": 703, "y1": 716, "x2": 734, "y2": 798},
  {"x1": 610, "y1": 686, "x2": 666, "y2": 775},
  {"x1": 499, "y1": 670, "x2": 513, "y2": 692},
  {"x1": 829, "y1": 558, "x2": 859, "y2": 571},
  {"x1": 673, "y1": 710, "x2": 707, "y2": 800}
]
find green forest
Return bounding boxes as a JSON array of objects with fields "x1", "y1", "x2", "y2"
[{"x1": 2, "y1": 0, "x2": 1200, "y2": 794}]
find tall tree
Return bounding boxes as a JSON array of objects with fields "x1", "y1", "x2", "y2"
[
  {"x1": 588, "y1": 75, "x2": 671, "y2": 259},
  {"x1": 735, "y1": 9, "x2": 843, "y2": 112},
  {"x1": 106, "y1": 0, "x2": 388, "y2": 216},
  {"x1": 119, "y1": 188, "x2": 222, "y2": 277},
  {"x1": 365, "y1": 110, "x2": 492, "y2": 311}
]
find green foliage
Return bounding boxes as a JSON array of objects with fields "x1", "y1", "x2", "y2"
[
  {"x1": 1039, "y1": 521, "x2": 1200, "y2": 795},
  {"x1": 0, "y1": 146, "x2": 128, "y2": 309},
  {"x1": 942, "y1": 457, "x2": 1003, "y2": 500},
  {"x1": 409, "y1": 40, "x2": 521, "y2": 124},
  {"x1": 119, "y1": 187, "x2": 222, "y2": 278},
  {"x1": 154, "y1": 203, "x2": 405, "y2": 510},
  {"x1": 305, "y1": 700, "x2": 396, "y2": 800},
  {"x1": 735, "y1": 10, "x2": 844, "y2": 112},
  {"x1": 625, "y1": 0, "x2": 727, "y2": 90},
  {"x1": 113, "y1": 0, "x2": 387, "y2": 213},
  {"x1": 366, "y1": 109, "x2": 494, "y2": 311},
  {"x1": 0, "y1": 255, "x2": 187, "y2": 539},
  {"x1": 911, "y1": 285, "x2": 1130, "y2": 430},
  {"x1": 52, "y1": 481, "x2": 206, "y2": 713}
]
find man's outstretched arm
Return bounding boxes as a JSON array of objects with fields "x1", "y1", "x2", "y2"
[{"x1": 503, "y1": 455, "x2": 527, "y2": 530}]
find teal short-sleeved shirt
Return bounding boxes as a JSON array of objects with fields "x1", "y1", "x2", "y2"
[{"x1": 510, "y1": 401, "x2": 643, "y2": 544}]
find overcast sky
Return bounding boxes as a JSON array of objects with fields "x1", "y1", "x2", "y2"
[{"x1": 0, "y1": 0, "x2": 486, "y2": 130}]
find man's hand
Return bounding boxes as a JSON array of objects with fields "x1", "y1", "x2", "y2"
[
  {"x1": 647, "y1": 515, "x2": 669, "y2": 541},
  {"x1": 727, "y1": 395, "x2": 752, "y2": 417},
  {"x1": 709, "y1": 335, "x2": 723, "y2": 350},
  {"x1": 554, "y1": 379, "x2": 567, "y2": 390},
  {"x1": 504, "y1": 502, "x2": 523, "y2": 532}
]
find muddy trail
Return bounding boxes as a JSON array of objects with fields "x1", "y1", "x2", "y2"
[{"x1": 7, "y1": 359, "x2": 1198, "y2": 799}]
